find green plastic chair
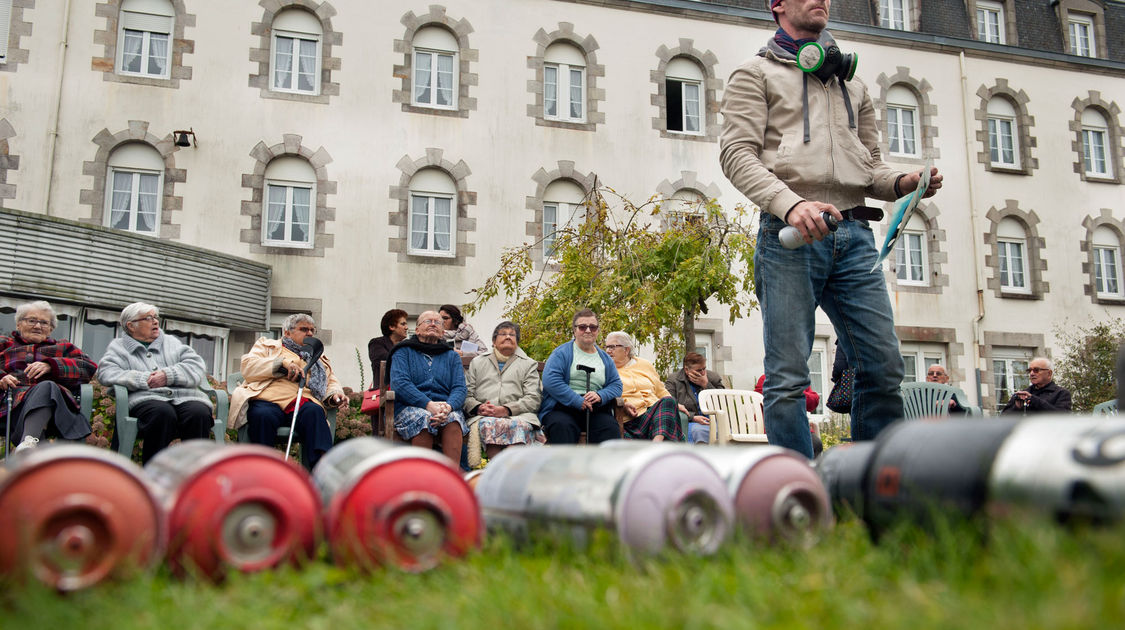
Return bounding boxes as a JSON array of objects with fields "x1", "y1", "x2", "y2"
[
  {"x1": 228, "y1": 372, "x2": 337, "y2": 465},
  {"x1": 110, "y1": 381, "x2": 228, "y2": 458},
  {"x1": 901, "y1": 382, "x2": 980, "y2": 419},
  {"x1": 1092, "y1": 399, "x2": 1118, "y2": 415}
]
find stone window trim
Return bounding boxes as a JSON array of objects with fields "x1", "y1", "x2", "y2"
[
  {"x1": 983, "y1": 200, "x2": 1048, "y2": 300},
  {"x1": 248, "y1": 0, "x2": 341, "y2": 105},
  {"x1": 979, "y1": 330, "x2": 1047, "y2": 412},
  {"x1": 694, "y1": 317, "x2": 732, "y2": 377},
  {"x1": 974, "y1": 79, "x2": 1038, "y2": 175},
  {"x1": 524, "y1": 161, "x2": 596, "y2": 270},
  {"x1": 78, "y1": 121, "x2": 184, "y2": 240},
  {"x1": 1080, "y1": 208, "x2": 1125, "y2": 306},
  {"x1": 1, "y1": 0, "x2": 34, "y2": 73},
  {"x1": 388, "y1": 148, "x2": 476, "y2": 267},
  {"x1": 1055, "y1": 0, "x2": 1106, "y2": 59},
  {"x1": 92, "y1": 0, "x2": 194, "y2": 88},
  {"x1": 965, "y1": 0, "x2": 1018, "y2": 46},
  {"x1": 391, "y1": 6, "x2": 478, "y2": 119},
  {"x1": 0, "y1": 118, "x2": 18, "y2": 202},
  {"x1": 240, "y1": 134, "x2": 336, "y2": 257},
  {"x1": 874, "y1": 69, "x2": 939, "y2": 165},
  {"x1": 884, "y1": 201, "x2": 949, "y2": 295},
  {"x1": 1069, "y1": 92, "x2": 1123, "y2": 184},
  {"x1": 655, "y1": 172, "x2": 722, "y2": 227},
  {"x1": 650, "y1": 40, "x2": 721, "y2": 143},
  {"x1": 526, "y1": 23, "x2": 606, "y2": 132},
  {"x1": 895, "y1": 325, "x2": 965, "y2": 387}
]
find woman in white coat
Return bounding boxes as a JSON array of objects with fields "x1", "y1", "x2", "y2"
[{"x1": 463, "y1": 321, "x2": 541, "y2": 467}]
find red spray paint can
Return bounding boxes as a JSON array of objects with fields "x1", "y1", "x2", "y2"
[
  {"x1": 144, "y1": 440, "x2": 321, "y2": 579},
  {"x1": 312, "y1": 437, "x2": 482, "y2": 572},
  {"x1": 0, "y1": 444, "x2": 164, "y2": 591}
]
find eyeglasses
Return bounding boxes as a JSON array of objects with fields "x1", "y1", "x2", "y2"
[
  {"x1": 419, "y1": 318, "x2": 442, "y2": 326},
  {"x1": 1027, "y1": 367, "x2": 1048, "y2": 374},
  {"x1": 19, "y1": 318, "x2": 53, "y2": 328},
  {"x1": 296, "y1": 326, "x2": 316, "y2": 333},
  {"x1": 131, "y1": 315, "x2": 159, "y2": 324},
  {"x1": 495, "y1": 332, "x2": 518, "y2": 339},
  {"x1": 604, "y1": 344, "x2": 625, "y2": 350},
  {"x1": 926, "y1": 371, "x2": 945, "y2": 377},
  {"x1": 575, "y1": 324, "x2": 599, "y2": 332}
]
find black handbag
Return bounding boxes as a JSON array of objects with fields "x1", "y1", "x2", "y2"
[{"x1": 826, "y1": 367, "x2": 855, "y2": 413}]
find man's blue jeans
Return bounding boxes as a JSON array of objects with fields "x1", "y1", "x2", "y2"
[{"x1": 754, "y1": 213, "x2": 905, "y2": 458}]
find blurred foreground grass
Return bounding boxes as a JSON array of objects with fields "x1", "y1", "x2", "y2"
[{"x1": 3, "y1": 515, "x2": 1122, "y2": 630}]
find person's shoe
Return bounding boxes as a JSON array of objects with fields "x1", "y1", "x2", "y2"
[{"x1": 13, "y1": 435, "x2": 39, "y2": 453}]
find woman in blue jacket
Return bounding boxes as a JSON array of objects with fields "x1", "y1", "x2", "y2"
[{"x1": 539, "y1": 309, "x2": 622, "y2": 444}]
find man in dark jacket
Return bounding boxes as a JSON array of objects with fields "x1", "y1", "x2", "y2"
[
  {"x1": 1001, "y1": 357, "x2": 1072, "y2": 414},
  {"x1": 664, "y1": 352, "x2": 723, "y2": 443}
]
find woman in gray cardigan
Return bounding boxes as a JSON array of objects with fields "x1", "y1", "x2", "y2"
[{"x1": 96, "y1": 302, "x2": 213, "y2": 463}]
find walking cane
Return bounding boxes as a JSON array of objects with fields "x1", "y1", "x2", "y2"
[
  {"x1": 284, "y1": 337, "x2": 324, "y2": 462},
  {"x1": 4, "y1": 388, "x2": 11, "y2": 458},
  {"x1": 576, "y1": 364, "x2": 596, "y2": 444}
]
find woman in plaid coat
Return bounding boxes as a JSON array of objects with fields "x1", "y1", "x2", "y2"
[{"x1": 0, "y1": 301, "x2": 97, "y2": 452}]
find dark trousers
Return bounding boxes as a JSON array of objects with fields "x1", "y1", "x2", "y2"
[
  {"x1": 128, "y1": 400, "x2": 213, "y2": 464},
  {"x1": 246, "y1": 399, "x2": 334, "y2": 470},
  {"x1": 543, "y1": 405, "x2": 620, "y2": 444}
]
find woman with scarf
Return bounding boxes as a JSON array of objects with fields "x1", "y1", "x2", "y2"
[
  {"x1": 229, "y1": 313, "x2": 347, "y2": 470},
  {"x1": 390, "y1": 310, "x2": 467, "y2": 462}
]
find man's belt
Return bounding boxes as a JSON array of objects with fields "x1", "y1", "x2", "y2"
[{"x1": 841, "y1": 206, "x2": 884, "y2": 222}]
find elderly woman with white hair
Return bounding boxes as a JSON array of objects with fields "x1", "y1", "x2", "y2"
[
  {"x1": 96, "y1": 302, "x2": 214, "y2": 463},
  {"x1": 0, "y1": 300, "x2": 98, "y2": 452},
  {"x1": 229, "y1": 314, "x2": 347, "y2": 470},
  {"x1": 604, "y1": 331, "x2": 684, "y2": 442}
]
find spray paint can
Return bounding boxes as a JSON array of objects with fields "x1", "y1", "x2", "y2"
[
  {"x1": 0, "y1": 444, "x2": 164, "y2": 591},
  {"x1": 312, "y1": 437, "x2": 482, "y2": 572},
  {"x1": 144, "y1": 440, "x2": 321, "y2": 579},
  {"x1": 475, "y1": 445, "x2": 733, "y2": 555},
  {"x1": 814, "y1": 440, "x2": 878, "y2": 520}
]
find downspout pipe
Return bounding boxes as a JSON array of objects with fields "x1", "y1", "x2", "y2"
[
  {"x1": 43, "y1": 0, "x2": 74, "y2": 216},
  {"x1": 959, "y1": 51, "x2": 987, "y2": 407}
]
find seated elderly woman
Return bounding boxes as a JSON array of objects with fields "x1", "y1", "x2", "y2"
[
  {"x1": 229, "y1": 314, "x2": 346, "y2": 471},
  {"x1": 390, "y1": 310, "x2": 467, "y2": 461},
  {"x1": 0, "y1": 301, "x2": 97, "y2": 452},
  {"x1": 368, "y1": 308, "x2": 408, "y2": 387},
  {"x1": 540, "y1": 309, "x2": 622, "y2": 444},
  {"x1": 605, "y1": 331, "x2": 684, "y2": 442},
  {"x1": 439, "y1": 304, "x2": 486, "y2": 359},
  {"x1": 464, "y1": 321, "x2": 542, "y2": 466},
  {"x1": 97, "y1": 302, "x2": 214, "y2": 463}
]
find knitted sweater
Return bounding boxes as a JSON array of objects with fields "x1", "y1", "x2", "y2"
[{"x1": 96, "y1": 332, "x2": 213, "y2": 410}]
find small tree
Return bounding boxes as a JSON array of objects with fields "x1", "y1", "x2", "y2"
[
  {"x1": 1053, "y1": 317, "x2": 1125, "y2": 411},
  {"x1": 465, "y1": 186, "x2": 757, "y2": 372}
]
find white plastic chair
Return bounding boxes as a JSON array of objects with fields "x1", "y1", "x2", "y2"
[{"x1": 698, "y1": 389, "x2": 768, "y2": 445}]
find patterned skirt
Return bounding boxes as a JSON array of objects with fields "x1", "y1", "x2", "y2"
[
  {"x1": 394, "y1": 405, "x2": 467, "y2": 441},
  {"x1": 623, "y1": 396, "x2": 684, "y2": 441},
  {"x1": 478, "y1": 416, "x2": 543, "y2": 446}
]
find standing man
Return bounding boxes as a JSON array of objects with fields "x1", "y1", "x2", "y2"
[
  {"x1": 1001, "y1": 357, "x2": 1072, "y2": 414},
  {"x1": 719, "y1": 0, "x2": 943, "y2": 456}
]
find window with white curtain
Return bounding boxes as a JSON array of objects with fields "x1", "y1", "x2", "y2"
[
  {"x1": 886, "y1": 85, "x2": 919, "y2": 157},
  {"x1": 271, "y1": 9, "x2": 322, "y2": 95},
  {"x1": 976, "y1": 1, "x2": 1004, "y2": 44},
  {"x1": 412, "y1": 26, "x2": 458, "y2": 109},
  {"x1": 542, "y1": 179, "x2": 585, "y2": 260},
  {"x1": 0, "y1": 0, "x2": 13, "y2": 64},
  {"x1": 1068, "y1": 13, "x2": 1095, "y2": 57},
  {"x1": 894, "y1": 214, "x2": 927, "y2": 285},
  {"x1": 116, "y1": 0, "x2": 174, "y2": 78},
  {"x1": 164, "y1": 319, "x2": 229, "y2": 379},
  {"x1": 1093, "y1": 226, "x2": 1123, "y2": 298},
  {"x1": 1081, "y1": 108, "x2": 1112, "y2": 177},
  {"x1": 996, "y1": 218, "x2": 1029, "y2": 294},
  {"x1": 880, "y1": 0, "x2": 908, "y2": 30},
  {"x1": 409, "y1": 168, "x2": 456, "y2": 257},
  {"x1": 665, "y1": 57, "x2": 703, "y2": 134},
  {"x1": 544, "y1": 42, "x2": 586, "y2": 123},
  {"x1": 987, "y1": 97, "x2": 1019, "y2": 167},
  {"x1": 105, "y1": 143, "x2": 163, "y2": 235},
  {"x1": 262, "y1": 156, "x2": 316, "y2": 248},
  {"x1": 992, "y1": 348, "x2": 1030, "y2": 410}
]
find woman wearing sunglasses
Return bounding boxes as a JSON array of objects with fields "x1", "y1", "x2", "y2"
[{"x1": 538, "y1": 309, "x2": 622, "y2": 444}]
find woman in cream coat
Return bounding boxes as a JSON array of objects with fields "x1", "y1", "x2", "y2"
[{"x1": 463, "y1": 321, "x2": 541, "y2": 467}]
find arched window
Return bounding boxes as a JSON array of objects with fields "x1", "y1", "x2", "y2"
[
  {"x1": 886, "y1": 85, "x2": 919, "y2": 158},
  {"x1": 894, "y1": 214, "x2": 927, "y2": 285},
  {"x1": 996, "y1": 218, "x2": 1029, "y2": 294},
  {"x1": 666, "y1": 188, "x2": 705, "y2": 226},
  {"x1": 1093, "y1": 226, "x2": 1122, "y2": 298},
  {"x1": 271, "y1": 9, "x2": 322, "y2": 95},
  {"x1": 412, "y1": 26, "x2": 458, "y2": 109},
  {"x1": 1081, "y1": 108, "x2": 1112, "y2": 177},
  {"x1": 105, "y1": 142, "x2": 163, "y2": 235},
  {"x1": 117, "y1": 0, "x2": 174, "y2": 78},
  {"x1": 409, "y1": 168, "x2": 456, "y2": 257},
  {"x1": 987, "y1": 97, "x2": 1019, "y2": 168},
  {"x1": 880, "y1": 0, "x2": 909, "y2": 30},
  {"x1": 665, "y1": 57, "x2": 703, "y2": 135},
  {"x1": 542, "y1": 179, "x2": 585, "y2": 259},
  {"x1": 262, "y1": 156, "x2": 316, "y2": 248},
  {"x1": 543, "y1": 43, "x2": 586, "y2": 123}
]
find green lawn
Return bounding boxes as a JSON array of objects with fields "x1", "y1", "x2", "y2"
[{"x1": 3, "y1": 515, "x2": 1122, "y2": 629}]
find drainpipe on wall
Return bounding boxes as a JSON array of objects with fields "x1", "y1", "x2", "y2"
[
  {"x1": 959, "y1": 51, "x2": 987, "y2": 406},
  {"x1": 43, "y1": 0, "x2": 74, "y2": 216}
]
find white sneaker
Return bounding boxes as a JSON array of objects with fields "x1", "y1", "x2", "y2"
[{"x1": 13, "y1": 435, "x2": 39, "y2": 453}]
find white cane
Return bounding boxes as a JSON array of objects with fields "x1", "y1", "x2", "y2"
[{"x1": 284, "y1": 337, "x2": 324, "y2": 462}]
